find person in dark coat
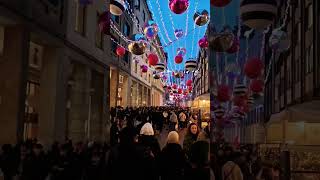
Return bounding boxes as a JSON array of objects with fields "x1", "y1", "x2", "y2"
[
  {"x1": 106, "y1": 127, "x2": 140, "y2": 180},
  {"x1": 157, "y1": 131, "x2": 188, "y2": 180},
  {"x1": 183, "y1": 123, "x2": 200, "y2": 158},
  {"x1": 84, "y1": 145, "x2": 104, "y2": 180},
  {"x1": 0, "y1": 144, "x2": 17, "y2": 180},
  {"x1": 110, "y1": 119, "x2": 121, "y2": 146},
  {"x1": 50, "y1": 144, "x2": 73, "y2": 180},
  {"x1": 185, "y1": 141, "x2": 215, "y2": 180},
  {"x1": 21, "y1": 144, "x2": 48, "y2": 180}
]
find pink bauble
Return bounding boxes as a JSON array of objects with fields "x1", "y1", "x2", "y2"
[
  {"x1": 169, "y1": 0, "x2": 189, "y2": 14},
  {"x1": 198, "y1": 37, "x2": 209, "y2": 48},
  {"x1": 244, "y1": 57, "x2": 264, "y2": 79}
]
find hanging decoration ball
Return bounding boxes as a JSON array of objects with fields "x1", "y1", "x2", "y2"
[
  {"x1": 154, "y1": 63, "x2": 166, "y2": 72},
  {"x1": 174, "y1": 71, "x2": 183, "y2": 78},
  {"x1": 110, "y1": 0, "x2": 126, "y2": 16},
  {"x1": 116, "y1": 46, "x2": 126, "y2": 57},
  {"x1": 162, "y1": 75, "x2": 168, "y2": 80},
  {"x1": 172, "y1": 89, "x2": 178, "y2": 94},
  {"x1": 188, "y1": 86, "x2": 193, "y2": 91},
  {"x1": 79, "y1": 0, "x2": 93, "y2": 5},
  {"x1": 172, "y1": 84, "x2": 178, "y2": 89},
  {"x1": 193, "y1": 9, "x2": 209, "y2": 26},
  {"x1": 98, "y1": 11, "x2": 110, "y2": 35},
  {"x1": 185, "y1": 59, "x2": 197, "y2": 72},
  {"x1": 141, "y1": 65, "x2": 148, "y2": 73},
  {"x1": 169, "y1": 0, "x2": 189, "y2": 14},
  {"x1": 167, "y1": 86, "x2": 172, "y2": 90},
  {"x1": 148, "y1": 53, "x2": 159, "y2": 66},
  {"x1": 214, "y1": 106, "x2": 225, "y2": 118},
  {"x1": 163, "y1": 84, "x2": 168, "y2": 89},
  {"x1": 244, "y1": 57, "x2": 264, "y2": 79},
  {"x1": 176, "y1": 47, "x2": 187, "y2": 57},
  {"x1": 247, "y1": 96, "x2": 255, "y2": 106},
  {"x1": 233, "y1": 95, "x2": 247, "y2": 107},
  {"x1": 153, "y1": 73, "x2": 160, "y2": 79},
  {"x1": 250, "y1": 79, "x2": 264, "y2": 93},
  {"x1": 210, "y1": 0, "x2": 231, "y2": 7},
  {"x1": 233, "y1": 83, "x2": 247, "y2": 97},
  {"x1": 226, "y1": 38, "x2": 240, "y2": 54},
  {"x1": 240, "y1": 0, "x2": 277, "y2": 30},
  {"x1": 217, "y1": 85, "x2": 231, "y2": 102},
  {"x1": 209, "y1": 32, "x2": 234, "y2": 52},
  {"x1": 269, "y1": 28, "x2": 290, "y2": 52},
  {"x1": 198, "y1": 37, "x2": 209, "y2": 48},
  {"x1": 174, "y1": 29, "x2": 184, "y2": 38},
  {"x1": 183, "y1": 90, "x2": 189, "y2": 96},
  {"x1": 175, "y1": 55, "x2": 183, "y2": 64},
  {"x1": 186, "y1": 79, "x2": 193, "y2": 87},
  {"x1": 178, "y1": 88, "x2": 183, "y2": 94},
  {"x1": 128, "y1": 34, "x2": 147, "y2": 55},
  {"x1": 143, "y1": 20, "x2": 159, "y2": 39}
]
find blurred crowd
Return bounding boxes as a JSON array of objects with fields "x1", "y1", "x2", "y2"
[{"x1": 0, "y1": 106, "x2": 280, "y2": 180}]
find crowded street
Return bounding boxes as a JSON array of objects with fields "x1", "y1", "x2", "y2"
[{"x1": 1, "y1": 0, "x2": 320, "y2": 179}]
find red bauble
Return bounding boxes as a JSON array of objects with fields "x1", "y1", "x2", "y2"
[
  {"x1": 186, "y1": 79, "x2": 192, "y2": 86},
  {"x1": 148, "y1": 53, "x2": 159, "y2": 66},
  {"x1": 210, "y1": 0, "x2": 231, "y2": 7},
  {"x1": 141, "y1": 65, "x2": 148, "y2": 73},
  {"x1": 226, "y1": 38, "x2": 239, "y2": 54},
  {"x1": 244, "y1": 57, "x2": 264, "y2": 79},
  {"x1": 250, "y1": 79, "x2": 264, "y2": 93},
  {"x1": 188, "y1": 86, "x2": 193, "y2": 91},
  {"x1": 178, "y1": 88, "x2": 183, "y2": 94},
  {"x1": 172, "y1": 84, "x2": 177, "y2": 89},
  {"x1": 183, "y1": 90, "x2": 189, "y2": 95},
  {"x1": 170, "y1": 92, "x2": 173, "y2": 96},
  {"x1": 175, "y1": 55, "x2": 183, "y2": 64},
  {"x1": 167, "y1": 86, "x2": 172, "y2": 90},
  {"x1": 233, "y1": 96, "x2": 247, "y2": 107},
  {"x1": 217, "y1": 85, "x2": 231, "y2": 102},
  {"x1": 198, "y1": 37, "x2": 209, "y2": 48},
  {"x1": 116, "y1": 46, "x2": 126, "y2": 57}
]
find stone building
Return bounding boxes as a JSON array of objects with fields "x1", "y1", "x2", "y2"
[{"x1": 0, "y1": 0, "x2": 112, "y2": 146}]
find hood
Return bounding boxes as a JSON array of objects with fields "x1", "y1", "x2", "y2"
[
  {"x1": 140, "y1": 123, "x2": 154, "y2": 136},
  {"x1": 167, "y1": 131, "x2": 179, "y2": 144}
]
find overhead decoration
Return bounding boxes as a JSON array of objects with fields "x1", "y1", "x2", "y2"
[
  {"x1": 144, "y1": 20, "x2": 159, "y2": 39},
  {"x1": 210, "y1": 0, "x2": 231, "y2": 7},
  {"x1": 172, "y1": 84, "x2": 178, "y2": 89},
  {"x1": 226, "y1": 38, "x2": 240, "y2": 54},
  {"x1": 116, "y1": 46, "x2": 126, "y2": 57},
  {"x1": 250, "y1": 79, "x2": 264, "y2": 93},
  {"x1": 167, "y1": 86, "x2": 172, "y2": 90},
  {"x1": 188, "y1": 86, "x2": 193, "y2": 91},
  {"x1": 128, "y1": 34, "x2": 147, "y2": 55},
  {"x1": 185, "y1": 59, "x2": 197, "y2": 72},
  {"x1": 174, "y1": 71, "x2": 184, "y2": 78},
  {"x1": 186, "y1": 79, "x2": 193, "y2": 87},
  {"x1": 98, "y1": 11, "x2": 110, "y2": 35},
  {"x1": 148, "y1": 53, "x2": 159, "y2": 66},
  {"x1": 230, "y1": 106, "x2": 246, "y2": 119},
  {"x1": 153, "y1": 73, "x2": 160, "y2": 79},
  {"x1": 154, "y1": 63, "x2": 166, "y2": 72},
  {"x1": 240, "y1": 0, "x2": 277, "y2": 30},
  {"x1": 178, "y1": 88, "x2": 183, "y2": 94},
  {"x1": 175, "y1": 55, "x2": 183, "y2": 64},
  {"x1": 174, "y1": 29, "x2": 184, "y2": 39},
  {"x1": 193, "y1": 9, "x2": 209, "y2": 26},
  {"x1": 233, "y1": 95, "x2": 248, "y2": 107},
  {"x1": 217, "y1": 85, "x2": 231, "y2": 102},
  {"x1": 209, "y1": 32, "x2": 234, "y2": 52},
  {"x1": 169, "y1": 0, "x2": 189, "y2": 14},
  {"x1": 233, "y1": 83, "x2": 247, "y2": 97},
  {"x1": 172, "y1": 89, "x2": 178, "y2": 94},
  {"x1": 198, "y1": 37, "x2": 209, "y2": 49},
  {"x1": 141, "y1": 65, "x2": 148, "y2": 73},
  {"x1": 269, "y1": 27, "x2": 290, "y2": 52},
  {"x1": 176, "y1": 47, "x2": 187, "y2": 57},
  {"x1": 244, "y1": 57, "x2": 264, "y2": 79},
  {"x1": 110, "y1": 0, "x2": 126, "y2": 16},
  {"x1": 213, "y1": 106, "x2": 225, "y2": 118},
  {"x1": 163, "y1": 84, "x2": 168, "y2": 89},
  {"x1": 247, "y1": 96, "x2": 255, "y2": 106}
]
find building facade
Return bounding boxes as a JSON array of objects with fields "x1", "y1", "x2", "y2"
[
  {"x1": 0, "y1": 0, "x2": 112, "y2": 146},
  {"x1": 265, "y1": 0, "x2": 320, "y2": 145}
]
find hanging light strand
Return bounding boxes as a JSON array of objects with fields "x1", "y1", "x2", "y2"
[
  {"x1": 155, "y1": 0, "x2": 173, "y2": 42},
  {"x1": 190, "y1": 0, "x2": 199, "y2": 57}
]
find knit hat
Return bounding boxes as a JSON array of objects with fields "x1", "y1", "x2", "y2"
[
  {"x1": 140, "y1": 123, "x2": 154, "y2": 136},
  {"x1": 167, "y1": 131, "x2": 179, "y2": 144}
]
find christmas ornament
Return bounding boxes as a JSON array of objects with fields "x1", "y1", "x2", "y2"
[
  {"x1": 116, "y1": 46, "x2": 126, "y2": 57},
  {"x1": 110, "y1": 0, "x2": 125, "y2": 16},
  {"x1": 169, "y1": 0, "x2": 189, "y2": 14},
  {"x1": 244, "y1": 57, "x2": 264, "y2": 79},
  {"x1": 193, "y1": 9, "x2": 209, "y2": 26}
]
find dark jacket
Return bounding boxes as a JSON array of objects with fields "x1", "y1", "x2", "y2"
[
  {"x1": 157, "y1": 143, "x2": 188, "y2": 180},
  {"x1": 21, "y1": 153, "x2": 48, "y2": 180}
]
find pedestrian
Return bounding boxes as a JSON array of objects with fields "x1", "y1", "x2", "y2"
[
  {"x1": 0, "y1": 144, "x2": 17, "y2": 180},
  {"x1": 222, "y1": 152, "x2": 243, "y2": 180},
  {"x1": 110, "y1": 119, "x2": 121, "y2": 146},
  {"x1": 179, "y1": 111, "x2": 187, "y2": 129},
  {"x1": 169, "y1": 111, "x2": 178, "y2": 131},
  {"x1": 186, "y1": 141, "x2": 215, "y2": 180},
  {"x1": 157, "y1": 131, "x2": 188, "y2": 180},
  {"x1": 183, "y1": 123, "x2": 200, "y2": 158},
  {"x1": 138, "y1": 123, "x2": 161, "y2": 157}
]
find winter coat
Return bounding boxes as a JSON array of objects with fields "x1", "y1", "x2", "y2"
[
  {"x1": 21, "y1": 153, "x2": 48, "y2": 180},
  {"x1": 222, "y1": 161, "x2": 243, "y2": 180},
  {"x1": 183, "y1": 133, "x2": 198, "y2": 158},
  {"x1": 157, "y1": 143, "x2": 188, "y2": 180},
  {"x1": 169, "y1": 113, "x2": 178, "y2": 123}
]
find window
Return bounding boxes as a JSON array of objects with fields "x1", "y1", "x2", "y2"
[
  {"x1": 134, "y1": 0, "x2": 140, "y2": 10},
  {"x1": 307, "y1": 4, "x2": 313, "y2": 28},
  {"x1": 111, "y1": 14, "x2": 119, "y2": 24},
  {"x1": 111, "y1": 36, "x2": 117, "y2": 54},
  {"x1": 95, "y1": 12, "x2": 104, "y2": 49},
  {"x1": 75, "y1": 2, "x2": 87, "y2": 35},
  {"x1": 123, "y1": 22, "x2": 130, "y2": 37},
  {"x1": 29, "y1": 42, "x2": 43, "y2": 69},
  {"x1": 143, "y1": 11, "x2": 146, "y2": 22},
  {"x1": 123, "y1": 52, "x2": 129, "y2": 63},
  {"x1": 306, "y1": 44, "x2": 313, "y2": 73},
  {"x1": 0, "y1": 26, "x2": 4, "y2": 56}
]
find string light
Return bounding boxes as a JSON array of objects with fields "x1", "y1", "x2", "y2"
[
  {"x1": 155, "y1": 0, "x2": 173, "y2": 42},
  {"x1": 190, "y1": 0, "x2": 199, "y2": 57}
]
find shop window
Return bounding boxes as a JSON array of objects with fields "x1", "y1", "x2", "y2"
[
  {"x1": 75, "y1": 1, "x2": 87, "y2": 35},
  {"x1": 29, "y1": 42, "x2": 43, "y2": 69},
  {"x1": 123, "y1": 22, "x2": 130, "y2": 37},
  {"x1": 0, "y1": 26, "x2": 4, "y2": 56}
]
